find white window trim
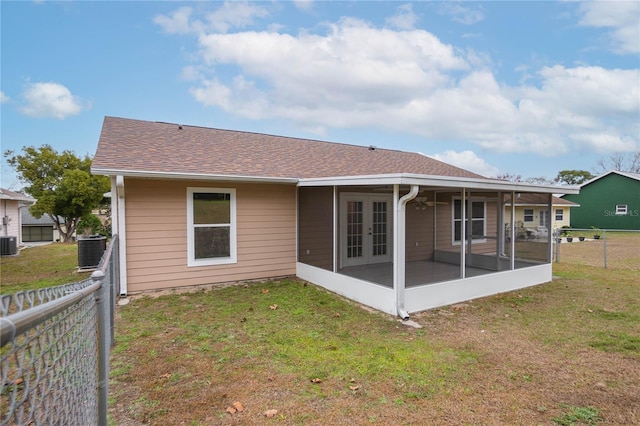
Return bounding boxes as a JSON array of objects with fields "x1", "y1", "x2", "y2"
[
  {"x1": 452, "y1": 198, "x2": 487, "y2": 245},
  {"x1": 555, "y1": 209, "x2": 564, "y2": 221},
  {"x1": 616, "y1": 204, "x2": 627, "y2": 215},
  {"x1": 187, "y1": 187, "x2": 237, "y2": 267},
  {"x1": 523, "y1": 208, "x2": 534, "y2": 223}
]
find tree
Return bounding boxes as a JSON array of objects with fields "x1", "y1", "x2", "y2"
[
  {"x1": 554, "y1": 170, "x2": 593, "y2": 186},
  {"x1": 4, "y1": 145, "x2": 110, "y2": 242},
  {"x1": 594, "y1": 152, "x2": 640, "y2": 174},
  {"x1": 494, "y1": 173, "x2": 553, "y2": 185}
]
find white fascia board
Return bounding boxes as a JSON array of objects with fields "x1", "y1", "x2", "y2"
[
  {"x1": 298, "y1": 173, "x2": 580, "y2": 194},
  {"x1": 91, "y1": 168, "x2": 299, "y2": 184}
]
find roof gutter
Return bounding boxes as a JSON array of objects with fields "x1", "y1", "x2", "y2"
[
  {"x1": 91, "y1": 168, "x2": 299, "y2": 185},
  {"x1": 115, "y1": 176, "x2": 128, "y2": 296},
  {"x1": 394, "y1": 184, "x2": 420, "y2": 320}
]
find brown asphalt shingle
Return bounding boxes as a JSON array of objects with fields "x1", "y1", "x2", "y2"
[
  {"x1": 93, "y1": 116, "x2": 486, "y2": 180},
  {"x1": 505, "y1": 193, "x2": 579, "y2": 206}
]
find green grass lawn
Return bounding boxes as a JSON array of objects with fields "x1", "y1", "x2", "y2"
[
  {"x1": 0, "y1": 243, "x2": 91, "y2": 294},
  {"x1": 2, "y1": 244, "x2": 638, "y2": 425}
]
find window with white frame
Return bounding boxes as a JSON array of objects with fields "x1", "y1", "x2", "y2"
[
  {"x1": 616, "y1": 204, "x2": 627, "y2": 215},
  {"x1": 453, "y1": 199, "x2": 486, "y2": 243},
  {"x1": 555, "y1": 209, "x2": 564, "y2": 221},
  {"x1": 523, "y1": 208, "x2": 534, "y2": 222},
  {"x1": 187, "y1": 188, "x2": 236, "y2": 266}
]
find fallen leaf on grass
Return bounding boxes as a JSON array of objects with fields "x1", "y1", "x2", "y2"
[
  {"x1": 270, "y1": 304, "x2": 278, "y2": 310},
  {"x1": 264, "y1": 409, "x2": 278, "y2": 418},
  {"x1": 262, "y1": 289, "x2": 269, "y2": 294},
  {"x1": 160, "y1": 373, "x2": 171, "y2": 379},
  {"x1": 310, "y1": 378, "x2": 322, "y2": 383},
  {"x1": 333, "y1": 312, "x2": 341, "y2": 318},
  {"x1": 349, "y1": 385, "x2": 360, "y2": 391},
  {"x1": 225, "y1": 401, "x2": 245, "y2": 414}
]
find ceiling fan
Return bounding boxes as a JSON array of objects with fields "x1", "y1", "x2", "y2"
[{"x1": 412, "y1": 196, "x2": 448, "y2": 210}]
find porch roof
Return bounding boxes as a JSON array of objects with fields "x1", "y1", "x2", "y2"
[{"x1": 298, "y1": 173, "x2": 580, "y2": 195}]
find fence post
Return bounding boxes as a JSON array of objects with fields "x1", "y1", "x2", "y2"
[
  {"x1": 603, "y1": 229, "x2": 607, "y2": 269},
  {"x1": 92, "y1": 270, "x2": 109, "y2": 426}
]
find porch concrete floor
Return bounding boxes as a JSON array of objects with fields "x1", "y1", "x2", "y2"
[{"x1": 339, "y1": 260, "x2": 492, "y2": 288}]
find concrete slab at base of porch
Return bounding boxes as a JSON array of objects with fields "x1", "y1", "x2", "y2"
[
  {"x1": 340, "y1": 261, "x2": 487, "y2": 287},
  {"x1": 340, "y1": 260, "x2": 541, "y2": 288}
]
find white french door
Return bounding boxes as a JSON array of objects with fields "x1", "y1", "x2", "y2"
[
  {"x1": 539, "y1": 210, "x2": 549, "y2": 227},
  {"x1": 340, "y1": 194, "x2": 393, "y2": 267}
]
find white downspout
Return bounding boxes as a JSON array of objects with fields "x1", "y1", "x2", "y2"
[
  {"x1": 394, "y1": 184, "x2": 419, "y2": 320},
  {"x1": 116, "y1": 176, "x2": 128, "y2": 295}
]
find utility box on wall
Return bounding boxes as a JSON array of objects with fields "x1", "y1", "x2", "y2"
[{"x1": 0, "y1": 236, "x2": 18, "y2": 256}]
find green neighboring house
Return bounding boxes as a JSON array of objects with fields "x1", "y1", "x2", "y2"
[{"x1": 561, "y1": 170, "x2": 640, "y2": 230}]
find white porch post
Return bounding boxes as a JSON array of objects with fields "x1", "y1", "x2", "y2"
[
  {"x1": 460, "y1": 188, "x2": 466, "y2": 279},
  {"x1": 496, "y1": 191, "x2": 503, "y2": 270},
  {"x1": 510, "y1": 191, "x2": 516, "y2": 270},
  {"x1": 547, "y1": 193, "x2": 553, "y2": 263},
  {"x1": 333, "y1": 186, "x2": 338, "y2": 273}
]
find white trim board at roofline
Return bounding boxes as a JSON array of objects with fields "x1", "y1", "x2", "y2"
[
  {"x1": 91, "y1": 168, "x2": 580, "y2": 195},
  {"x1": 300, "y1": 173, "x2": 579, "y2": 194}
]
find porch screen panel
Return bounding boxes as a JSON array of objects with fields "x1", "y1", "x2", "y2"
[
  {"x1": 372, "y1": 201, "x2": 387, "y2": 256},
  {"x1": 298, "y1": 186, "x2": 334, "y2": 271},
  {"x1": 347, "y1": 201, "x2": 363, "y2": 258}
]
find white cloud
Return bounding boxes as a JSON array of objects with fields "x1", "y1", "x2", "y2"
[
  {"x1": 154, "y1": 2, "x2": 269, "y2": 35},
  {"x1": 438, "y1": 2, "x2": 485, "y2": 25},
  {"x1": 20, "y1": 82, "x2": 84, "y2": 119},
  {"x1": 153, "y1": 6, "x2": 194, "y2": 34},
  {"x1": 0, "y1": 91, "x2": 9, "y2": 103},
  {"x1": 430, "y1": 150, "x2": 499, "y2": 177},
  {"x1": 578, "y1": 1, "x2": 640, "y2": 54},
  {"x1": 293, "y1": 1, "x2": 314, "y2": 13},
  {"x1": 157, "y1": 5, "x2": 639, "y2": 158},
  {"x1": 386, "y1": 4, "x2": 419, "y2": 30}
]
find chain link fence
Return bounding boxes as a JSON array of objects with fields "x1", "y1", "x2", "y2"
[
  {"x1": 553, "y1": 229, "x2": 640, "y2": 270},
  {"x1": 1, "y1": 235, "x2": 119, "y2": 426}
]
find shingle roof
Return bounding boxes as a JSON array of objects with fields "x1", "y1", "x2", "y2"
[
  {"x1": 21, "y1": 210, "x2": 56, "y2": 225},
  {"x1": 93, "y1": 117, "x2": 485, "y2": 181},
  {"x1": 0, "y1": 188, "x2": 35, "y2": 203},
  {"x1": 505, "y1": 193, "x2": 579, "y2": 206}
]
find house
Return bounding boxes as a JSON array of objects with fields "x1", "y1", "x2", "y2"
[
  {"x1": 0, "y1": 188, "x2": 35, "y2": 252},
  {"x1": 504, "y1": 194, "x2": 579, "y2": 239},
  {"x1": 21, "y1": 209, "x2": 64, "y2": 243},
  {"x1": 561, "y1": 171, "x2": 640, "y2": 230},
  {"x1": 92, "y1": 117, "x2": 579, "y2": 317}
]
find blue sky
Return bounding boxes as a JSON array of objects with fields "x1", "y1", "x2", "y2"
[{"x1": 2, "y1": 1, "x2": 639, "y2": 189}]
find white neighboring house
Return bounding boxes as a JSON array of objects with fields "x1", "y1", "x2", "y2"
[{"x1": 0, "y1": 188, "x2": 35, "y2": 247}]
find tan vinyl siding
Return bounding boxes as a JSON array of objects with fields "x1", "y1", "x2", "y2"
[
  {"x1": 124, "y1": 178, "x2": 296, "y2": 292},
  {"x1": 434, "y1": 193, "x2": 499, "y2": 254},
  {"x1": 405, "y1": 190, "x2": 435, "y2": 261}
]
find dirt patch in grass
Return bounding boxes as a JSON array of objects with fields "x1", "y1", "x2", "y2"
[{"x1": 109, "y1": 265, "x2": 639, "y2": 425}]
